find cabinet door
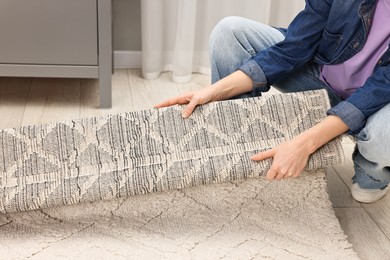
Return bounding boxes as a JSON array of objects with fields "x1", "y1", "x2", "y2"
[{"x1": 0, "y1": 0, "x2": 98, "y2": 65}]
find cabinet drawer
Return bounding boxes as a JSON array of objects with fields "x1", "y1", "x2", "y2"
[{"x1": 0, "y1": 0, "x2": 98, "y2": 65}]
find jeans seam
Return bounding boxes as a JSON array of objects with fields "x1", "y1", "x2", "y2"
[
  {"x1": 232, "y1": 30, "x2": 256, "y2": 57},
  {"x1": 355, "y1": 163, "x2": 383, "y2": 183}
]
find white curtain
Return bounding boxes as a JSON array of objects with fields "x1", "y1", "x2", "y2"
[{"x1": 141, "y1": 0, "x2": 305, "y2": 83}]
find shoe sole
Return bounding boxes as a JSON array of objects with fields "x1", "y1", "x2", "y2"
[{"x1": 351, "y1": 185, "x2": 388, "y2": 204}]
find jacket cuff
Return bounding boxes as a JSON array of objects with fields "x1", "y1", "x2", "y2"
[
  {"x1": 239, "y1": 60, "x2": 267, "y2": 88},
  {"x1": 327, "y1": 101, "x2": 366, "y2": 134}
]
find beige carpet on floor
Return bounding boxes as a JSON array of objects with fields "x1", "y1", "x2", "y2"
[
  {"x1": 0, "y1": 171, "x2": 358, "y2": 259},
  {"x1": 0, "y1": 90, "x2": 358, "y2": 259}
]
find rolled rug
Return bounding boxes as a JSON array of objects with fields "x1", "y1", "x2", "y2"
[{"x1": 0, "y1": 89, "x2": 343, "y2": 213}]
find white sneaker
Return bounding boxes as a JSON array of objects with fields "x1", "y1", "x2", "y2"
[{"x1": 351, "y1": 183, "x2": 388, "y2": 203}]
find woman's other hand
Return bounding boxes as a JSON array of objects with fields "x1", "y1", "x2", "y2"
[
  {"x1": 154, "y1": 85, "x2": 217, "y2": 118},
  {"x1": 154, "y1": 70, "x2": 254, "y2": 118}
]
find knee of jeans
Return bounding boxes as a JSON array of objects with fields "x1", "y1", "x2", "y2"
[
  {"x1": 357, "y1": 128, "x2": 389, "y2": 166},
  {"x1": 209, "y1": 16, "x2": 249, "y2": 58},
  {"x1": 209, "y1": 17, "x2": 245, "y2": 44},
  {"x1": 357, "y1": 103, "x2": 390, "y2": 164}
]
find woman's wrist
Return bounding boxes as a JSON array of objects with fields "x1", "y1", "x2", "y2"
[
  {"x1": 296, "y1": 115, "x2": 349, "y2": 154},
  {"x1": 212, "y1": 70, "x2": 254, "y2": 100},
  {"x1": 293, "y1": 133, "x2": 318, "y2": 156}
]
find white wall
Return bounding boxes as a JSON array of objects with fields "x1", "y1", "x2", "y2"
[{"x1": 113, "y1": 0, "x2": 141, "y2": 51}]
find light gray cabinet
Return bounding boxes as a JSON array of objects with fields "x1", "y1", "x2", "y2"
[{"x1": 0, "y1": 0, "x2": 112, "y2": 107}]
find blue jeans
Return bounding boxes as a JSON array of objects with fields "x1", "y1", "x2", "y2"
[{"x1": 209, "y1": 16, "x2": 390, "y2": 189}]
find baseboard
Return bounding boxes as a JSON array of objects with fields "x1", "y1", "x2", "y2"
[{"x1": 114, "y1": 50, "x2": 142, "y2": 69}]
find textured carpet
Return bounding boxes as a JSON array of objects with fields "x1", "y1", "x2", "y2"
[
  {"x1": 0, "y1": 89, "x2": 342, "y2": 213},
  {"x1": 0, "y1": 90, "x2": 358, "y2": 259},
  {"x1": 0, "y1": 171, "x2": 358, "y2": 259}
]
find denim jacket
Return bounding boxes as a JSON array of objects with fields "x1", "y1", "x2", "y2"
[{"x1": 239, "y1": 0, "x2": 390, "y2": 134}]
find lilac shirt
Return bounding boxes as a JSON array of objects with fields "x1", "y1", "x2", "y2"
[{"x1": 320, "y1": 0, "x2": 390, "y2": 99}]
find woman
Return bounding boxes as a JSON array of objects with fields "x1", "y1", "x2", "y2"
[{"x1": 155, "y1": 0, "x2": 390, "y2": 203}]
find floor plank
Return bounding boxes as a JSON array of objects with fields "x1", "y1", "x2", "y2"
[
  {"x1": 363, "y1": 195, "x2": 390, "y2": 240},
  {"x1": 326, "y1": 167, "x2": 360, "y2": 208},
  {"x1": 177, "y1": 73, "x2": 211, "y2": 94},
  {"x1": 334, "y1": 207, "x2": 390, "y2": 260},
  {"x1": 130, "y1": 70, "x2": 181, "y2": 111},
  {"x1": 0, "y1": 77, "x2": 31, "y2": 128},
  {"x1": 21, "y1": 78, "x2": 81, "y2": 125}
]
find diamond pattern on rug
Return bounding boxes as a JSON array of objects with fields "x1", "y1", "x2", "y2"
[{"x1": 0, "y1": 90, "x2": 344, "y2": 213}]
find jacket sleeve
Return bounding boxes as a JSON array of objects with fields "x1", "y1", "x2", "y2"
[
  {"x1": 327, "y1": 65, "x2": 390, "y2": 134},
  {"x1": 239, "y1": 0, "x2": 332, "y2": 87}
]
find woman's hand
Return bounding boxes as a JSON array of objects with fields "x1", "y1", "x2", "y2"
[
  {"x1": 154, "y1": 85, "x2": 217, "y2": 118},
  {"x1": 251, "y1": 137, "x2": 313, "y2": 180},
  {"x1": 251, "y1": 115, "x2": 349, "y2": 180},
  {"x1": 154, "y1": 70, "x2": 254, "y2": 118}
]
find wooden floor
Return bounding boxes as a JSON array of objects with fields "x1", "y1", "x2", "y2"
[{"x1": 1, "y1": 69, "x2": 389, "y2": 259}]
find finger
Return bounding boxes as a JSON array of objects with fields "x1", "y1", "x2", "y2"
[
  {"x1": 275, "y1": 171, "x2": 287, "y2": 180},
  {"x1": 154, "y1": 94, "x2": 193, "y2": 108},
  {"x1": 251, "y1": 149, "x2": 275, "y2": 161},
  {"x1": 182, "y1": 98, "x2": 200, "y2": 118},
  {"x1": 283, "y1": 172, "x2": 294, "y2": 179},
  {"x1": 265, "y1": 166, "x2": 278, "y2": 181},
  {"x1": 154, "y1": 99, "x2": 178, "y2": 108}
]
